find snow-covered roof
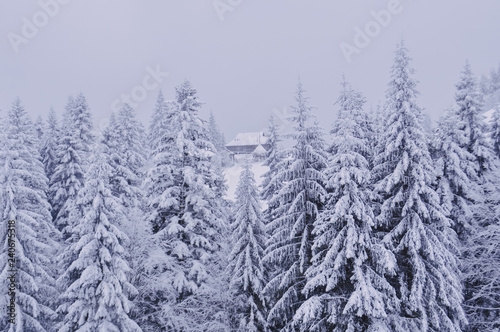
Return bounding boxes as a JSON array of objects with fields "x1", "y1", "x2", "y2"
[
  {"x1": 226, "y1": 132, "x2": 269, "y2": 147},
  {"x1": 252, "y1": 144, "x2": 267, "y2": 155}
]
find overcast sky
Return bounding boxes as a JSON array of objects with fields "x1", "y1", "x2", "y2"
[{"x1": 1, "y1": 0, "x2": 499, "y2": 140}]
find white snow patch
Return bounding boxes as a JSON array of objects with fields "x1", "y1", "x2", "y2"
[
  {"x1": 484, "y1": 107, "x2": 497, "y2": 124},
  {"x1": 224, "y1": 154, "x2": 269, "y2": 203}
]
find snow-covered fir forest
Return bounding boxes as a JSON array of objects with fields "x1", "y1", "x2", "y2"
[{"x1": 1, "y1": 41, "x2": 500, "y2": 332}]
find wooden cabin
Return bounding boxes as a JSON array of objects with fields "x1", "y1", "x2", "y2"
[{"x1": 225, "y1": 132, "x2": 271, "y2": 155}]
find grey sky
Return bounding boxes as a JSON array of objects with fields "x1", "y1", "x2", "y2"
[{"x1": 1, "y1": 0, "x2": 499, "y2": 140}]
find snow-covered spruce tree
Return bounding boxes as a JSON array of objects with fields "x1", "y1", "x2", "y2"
[
  {"x1": 49, "y1": 93, "x2": 94, "y2": 234},
  {"x1": 0, "y1": 98, "x2": 59, "y2": 331},
  {"x1": 133, "y1": 93, "x2": 180, "y2": 331},
  {"x1": 148, "y1": 90, "x2": 169, "y2": 152},
  {"x1": 56, "y1": 143, "x2": 142, "y2": 332},
  {"x1": 369, "y1": 102, "x2": 388, "y2": 170},
  {"x1": 491, "y1": 106, "x2": 500, "y2": 158},
  {"x1": 102, "y1": 103, "x2": 147, "y2": 209},
  {"x1": 41, "y1": 108, "x2": 61, "y2": 194},
  {"x1": 100, "y1": 104, "x2": 155, "y2": 331},
  {"x1": 259, "y1": 115, "x2": 283, "y2": 308},
  {"x1": 373, "y1": 41, "x2": 466, "y2": 331},
  {"x1": 34, "y1": 115, "x2": 45, "y2": 145},
  {"x1": 480, "y1": 64, "x2": 500, "y2": 97},
  {"x1": 453, "y1": 62, "x2": 498, "y2": 182},
  {"x1": 206, "y1": 111, "x2": 230, "y2": 203},
  {"x1": 145, "y1": 81, "x2": 226, "y2": 236},
  {"x1": 229, "y1": 163, "x2": 267, "y2": 331},
  {"x1": 462, "y1": 203, "x2": 500, "y2": 332},
  {"x1": 260, "y1": 115, "x2": 282, "y2": 226},
  {"x1": 480, "y1": 64, "x2": 500, "y2": 110},
  {"x1": 292, "y1": 79, "x2": 398, "y2": 332},
  {"x1": 453, "y1": 62, "x2": 500, "y2": 332},
  {"x1": 208, "y1": 111, "x2": 233, "y2": 168},
  {"x1": 132, "y1": 232, "x2": 233, "y2": 331},
  {"x1": 431, "y1": 109, "x2": 481, "y2": 241},
  {"x1": 142, "y1": 81, "x2": 229, "y2": 331},
  {"x1": 263, "y1": 81, "x2": 326, "y2": 332},
  {"x1": 330, "y1": 76, "x2": 371, "y2": 160},
  {"x1": 452, "y1": 62, "x2": 500, "y2": 230},
  {"x1": 208, "y1": 111, "x2": 219, "y2": 149},
  {"x1": 129, "y1": 227, "x2": 180, "y2": 330}
]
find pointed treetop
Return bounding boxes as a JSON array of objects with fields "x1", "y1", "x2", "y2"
[
  {"x1": 153, "y1": 90, "x2": 165, "y2": 113},
  {"x1": 334, "y1": 75, "x2": 366, "y2": 122},
  {"x1": 288, "y1": 79, "x2": 317, "y2": 132},
  {"x1": 47, "y1": 107, "x2": 58, "y2": 129},
  {"x1": 173, "y1": 80, "x2": 204, "y2": 115},
  {"x1": 156, "y1": 89, "x2": 164, "y2": 101},
  {"x1": 387, "y1": 40, "x2": 419, "y2": 101},
  {"x1": 455, "y1": 60, "x2": 483, "y2": 103},
  {"x1": 8, "y1": 97, "x2": 33, "y2": 135}
]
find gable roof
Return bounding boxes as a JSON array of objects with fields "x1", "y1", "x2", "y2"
[{"x1": 252, "y1": 144, "x2": 267, "y2": 155}]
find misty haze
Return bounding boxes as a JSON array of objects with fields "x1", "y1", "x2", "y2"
[{"x1": 1, "y1": 1, "x2": 499, "y2": 331}]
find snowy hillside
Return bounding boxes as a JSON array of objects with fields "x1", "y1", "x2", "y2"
[
  {"x1": 484, "y1": 106, "x2": 498, "y2": 123},
  {"x1": 224, "y1": 154, "x2": 269, "y2": 202}
]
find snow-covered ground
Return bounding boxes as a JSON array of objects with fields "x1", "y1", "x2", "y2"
[
  {"x1": 484, "y1": 107, "x2": 497, "y2": 123},
  {"x1": 224, "y1": 154, "x2": 269, "y2": 202}
]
